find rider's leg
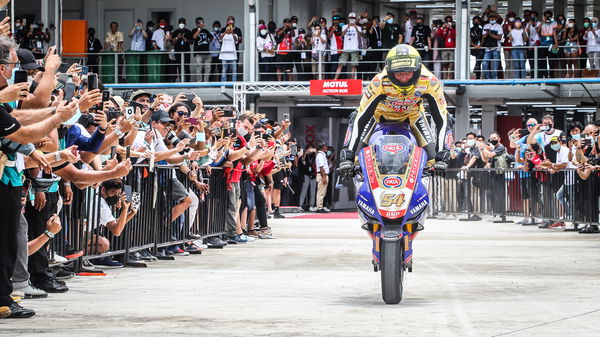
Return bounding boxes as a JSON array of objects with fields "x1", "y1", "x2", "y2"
[{"x1": 408, "y1": 111, "x2": 437, "y2": 166}]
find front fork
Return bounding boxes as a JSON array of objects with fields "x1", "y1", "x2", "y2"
[{"x1": 369, "y1": 223, "x2": 415, "y2": 272}]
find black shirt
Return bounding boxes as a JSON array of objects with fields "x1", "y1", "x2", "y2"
[
  {"x1": 470, "y1": 26, "x2": 483, "y2": 47},
  {"x1": 367, "y1": 26, "x2": 383, "y2": 49},
  {"x1": 411, "y1": 24, "x2": 431, "y2": 48},
  {"x1": 172, "y1": 28, "x2": 193, "y2": 52},
  {"x1": 381, "y1": 23, "x2": 402, "y2": 49},
  {"x1": 0, "y1": 103, "x2": 20, "y2": 138},
  {"x1": 191, "y1": 28, "x2": 212, "y2": 53}
]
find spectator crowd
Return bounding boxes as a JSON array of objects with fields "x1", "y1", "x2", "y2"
[
  {"x1": 0, "y1": 13, "x2": 339, "y2": 320},
  {"x1": 444, "y1": 115, "x2": 600, "y2": 234}
]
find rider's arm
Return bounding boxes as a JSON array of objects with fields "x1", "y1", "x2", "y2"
[{"x1": 422, "y1": 72, "x2": 452, "y2": 155}]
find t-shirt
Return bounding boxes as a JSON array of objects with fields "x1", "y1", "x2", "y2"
[
  {"x1": 482, "y1": 23, "x2": 503, "y2": 49},
  {"x1": 342, "y1": 25, "x2": 362, "y2": 51},
  {"x1": 382, "y1": 23, "x2": 402, "y2": 48},
  {"x1": 316, "y1": 151, "x2": 329, "y2": 174},
  {"x1": 329, "y1": 29, "x2": 343, "y2": 54},
  {"x1": 411, "y1": 25, "x2": 431, "y2": 48},
  {"x1": 439, "y1": 27, "x2": 456, "y2": 48},
  {"x1": 0, "y1": 103, "x2": 23, "y2": 187},
  {"x1": 510, "y1": 29, "x2": 526, "y2": 46},
  {"x1": 130, "y1": 30, "x2": 146, "y2": 51},
  {"x1": 104, "y1": 31, "x2": 124, "y2": 52},
  {"x1": 219, "y1": 33, "x2": 238, "y2": 60},
  {"x1": 404, "y1": 20, "x2": 413, "y2": 43},
  {"x1": 192, "y1": 28, "x2": 212, "y2": 53},
  {"x1": 367, "y1": 26, "x2": 383, "y2": 48},
  {"x1": 99, "y1": 197, "x2": 116, "y2": 226},
  {"x1": 534, "y1": 129, "x2": 566, "y2": 150},
  {"x1": 528, "y1": 22, "x2": 541, "y2": 45},
  {"x1": 172, "y1": 28, "x2": 193, "y2": 52},
  {"x1": 151, "y1": 29, "x2": 166, "y2": 51}
]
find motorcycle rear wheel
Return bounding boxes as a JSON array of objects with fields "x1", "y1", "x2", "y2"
[{"x1": 380, "y1": 239, "x2": 404, "y2": 304}]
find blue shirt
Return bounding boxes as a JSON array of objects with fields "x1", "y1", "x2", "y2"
[{"x1": 66, "y1": 125, "x2": 105, "y2": 153}]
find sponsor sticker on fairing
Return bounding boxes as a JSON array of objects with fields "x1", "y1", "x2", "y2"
[
  {"x1": 381, "y1": 143, "x2": 405, "y2": 154},
  {"x1": 382, "y1": 176, "x2": 402, "y2": 188}
]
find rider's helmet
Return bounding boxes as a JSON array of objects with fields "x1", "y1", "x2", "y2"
[{"x1": 385, "y1": 44, "x2": 422, "y2": 93}]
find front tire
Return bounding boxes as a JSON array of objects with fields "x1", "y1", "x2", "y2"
[{"x1": 380, "y1": 239, "x2": 404, "y2": 304}]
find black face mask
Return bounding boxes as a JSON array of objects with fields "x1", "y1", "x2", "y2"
[
  {"x1": 268, "y1": 26, "x2": 276, "y2": 33},
  {"x1": 489, "y1": 139, "x2": 499, "y2": 146},
  {"x1": 105, "y1": 196, "x2": 119, "y2": 207}
]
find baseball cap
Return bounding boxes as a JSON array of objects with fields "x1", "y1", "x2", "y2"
[
  {"x1": 16, "y1": 49, "x2": 44, "y2": 71},
  {"x1": 151, "y1": 110, "x2": 174, "y2": 123},
  {"x1": 130, "y1": 90, "x2": 152, "y2": 101},
  {"x1": 110, "y1": 96, "x2": 124, "y2": 110},
  {"x1": 549, "y1": 136, "x2": 559, "y2": 143},
  {"x1": 348, "y1": 13, "x2": 357, "y2": 19}
]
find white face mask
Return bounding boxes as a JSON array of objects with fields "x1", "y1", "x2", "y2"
[
  {"x1": 292, "y1": 23, "x2": 298, "y2": 28},
  {"x1": 260, "y1": 29, "x2": 267, "y2": 35},
  {"x1": 178, "y1": 23, "x2": 185, "y2": 29},
  {"x1": 237, "y1": 127, "x2": 248, "y2": 137}
]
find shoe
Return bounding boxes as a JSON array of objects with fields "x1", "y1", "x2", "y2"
[
  {"x1": 33, "y1": 278, "x2": 68, "y2": 293},
  {"x1": 6, "y1": 303, "x2": 35, "y2": 319},
  {"x1": 206, "y1": 237, "x2": 227, "y2": 248},
  {"x1": 82, "y1": 259, "x2": 96, "y2": 270},
  {"x1": 259, "y1": 228, "x2": 277, "y2": 239},
  {"x1": 309, "y1": 207, "x2": 317, "y2": 212},
  {"x1": 240, "y1": 234, "x2": 255, "y2": 242},
  {"x1": 301, "y1": 206, "x2": 309, "y2": 212},
  {"x1": 316, "y1": 208, "x2": 329, "y2": 213},
  {"x1": 274, "y1": 212, "x2": 286, "y2": 219},
  {"x1": 183, "y1": 244, "x2": 200, "y2": 253},
  {"x1": 548, "y1": 222, "x2": 565, "y2": 228},
  {"x1": 515, "y1": 218, "x2": 529, "y2": 225},
  {"x1": 93, "y1": 257, "x2": 123, "y2": 269},
  {"x1": 0, "y1": 306, "x2": 10, "y2": 319},
  {"x1": 579, "y1": 225, "x2": 600, "y2": 234},
  {"x1": 192, "y1": 240, "x2": 208, "y2": 250},
  {"x1": 48, "y1": 253, "x2": 68, "y2": 265},
  {"x1": 173, "y1": 248, "x2": 190, "y2": 256},
  {"x1": 138, "y1": 250, "x2": 157, "y2": 261},
  {"x1": 186, "y1": 232, "x2": 202, "y2": 240},
  {"x1": 227, "y1": 235, "x2": 248, "y2": 244},
  {"x1": 324, "y1": 207, "x2": 331, "y2": 212},
  {"x1": 12, "y1": 283, "x2": 47, "y2": 299},
  {"x1": 247, "y1": 230, "x2": 260, "y2": 238},
  {"x1": 538, "y1": 220, "x2": 553, "y2": 229},
  {"x1": 53, "y1": 268, "x2": 75, "y2": 281},
  {"x1": 466, "y1": 214, "x2": 481, "y2": 221},
  {"x1": 128, "y1": 252, "x2": 143, "y2": 262}
]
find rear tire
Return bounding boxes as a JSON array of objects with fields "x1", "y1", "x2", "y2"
[{"x1": 380, "y1": 239, "x2": 404, "y2": 304}]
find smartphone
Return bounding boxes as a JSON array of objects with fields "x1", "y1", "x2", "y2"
[
  {"x1": 188, "y1": 117, "x2": 199, "y2": 126},
  {"x1": 14, "y1": 70, "x2": 28, "y2": 84},
  {"x1": 185, "y1": 93, "x2": 195, "y2": 102},
  {"x1": 518, "y1": 129, "x2": 529, "y2": 137},
  {"x1": 202, "y1": 178, "x2": 210, "y2": 184},
  {"x1": 124, "y1": 185, "x2": 133, "y2": 202},
  {"x1": 130, "y1": 101, "x2": 143, "y2": 112},
  {"x1": 80, "y1": 66, "x2": 89, "y2": 75},
  {"x1": 539, "y1": 125, "x2": 550, "y2": 132},
  {"x1": 58, "y1": 63, "x2": 71, "y2": 73},
  {"x1": 110, "y1": 146, "x2": 116, "y2": 159},
  {"x1": 88, "y1": 73, "x2": 98, "y2": 90},
  {"x1": 222, "y1": 109, "x2": 235, "y2": 118},
  {"x1": 102, "y1": 90, "x2": 110, "y2": 102},
  {"x1": 283, "y1": 113, "x2": 290, "y2": 121},
  {"x1": 126, "y1": 145, "x2": 131, "y2": 158},
  {"x1": 63, "y1": 80, "x2": 76, "y2": 102},
  {"x1": 124, "y1": 106, "x2": 135, "y2": 121}
]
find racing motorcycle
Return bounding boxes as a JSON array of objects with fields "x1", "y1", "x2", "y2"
[{"x1": 353, "y1": 122, "x2": 429, "y2": 304}]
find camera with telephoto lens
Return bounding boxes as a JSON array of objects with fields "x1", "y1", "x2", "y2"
[{"x1": 165, "y1": 130, "x2": 193, "y2": 153}]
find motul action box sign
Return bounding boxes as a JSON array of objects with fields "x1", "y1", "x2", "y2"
[{"x1": 309, "y1": 79, "x2": 363, "y2": 96}]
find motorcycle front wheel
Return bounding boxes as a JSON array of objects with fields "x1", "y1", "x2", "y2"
[{"x1": 380, "y1": 239, "x2": 404, "y2": 304}]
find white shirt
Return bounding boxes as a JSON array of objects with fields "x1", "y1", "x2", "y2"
[
  {"x1": 316, "y1": 151, "x2": 330, "y2": 174},
  {"x1": 99, "y1": 198, "x2": 116, "y2": 227},
  {"x1": 151, "y1": 29, "x2": 166, "y2": 51},
  {"x1": 219, "y1": 33, "x2": 238, "y2": 60},
  {"x1": 342, "y1": 25, "x2": 362, "y2": 51},
  {"x1": 404, "y1": 20, "x2": 413, "y2": 43},
  {"x1": 510, "y1": 28, "x2": 526, "y2": 46},
  {"x1": 311, "y1": 32, "x2": 327, "y2": 53},
  {"x1": 256, "y1": 33, "x2": 277, "y2": 58},
  {"x1": 584, "y1": 29, "x2": 600, "y2": 52},
  {"x1": 130, "y1": 30, "x2": 146, "y2": 51},
  {"x1": 527, "y1": 22, "x2": 541, "y2": 45},
  {"x1": 483, "y1": 23, "x2": 503, "y2": 49}
]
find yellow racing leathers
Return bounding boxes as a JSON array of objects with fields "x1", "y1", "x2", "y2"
[{"x1": 343, "y1": 66, "x2": 454, "y2": 166}]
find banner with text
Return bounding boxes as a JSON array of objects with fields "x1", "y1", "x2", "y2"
[{"x1": 309, "y1": 79, "x2": 363, "y2": 96}]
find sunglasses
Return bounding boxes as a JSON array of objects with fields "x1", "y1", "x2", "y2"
[
  {"x1": 527, "y1": 123, "x2": 537, "y2": 127},
  {"x1": 177, "y1": 111, "x2": 190, "y2": 117}
]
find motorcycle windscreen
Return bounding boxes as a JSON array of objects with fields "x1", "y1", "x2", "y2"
[{"x1": 372, "y1": 135, "x2": 415, "y2": 174}]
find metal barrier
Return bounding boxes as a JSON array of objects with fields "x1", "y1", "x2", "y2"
[
  {"x1": 50, "y1": 165, "x2": 227, "y2": 266},
  {"x1": 64, "y1": 44, "x2": 599, "y2": 84},
  {"x1": 430, "y1": 168, "x2": 599, "y2": 227}
]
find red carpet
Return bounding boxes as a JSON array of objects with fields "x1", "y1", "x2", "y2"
[{"x1": 292, "y1": 212, "x2": 359, "y2": 219}]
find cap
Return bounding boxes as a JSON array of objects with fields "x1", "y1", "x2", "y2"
[
  {"x1": 258, "y1": 24, "x2": 267, "y2": 30},
  {"x1": 348, "y1": 12, "x2": 357, "y2": 19},
  {"x1": 151, "y1": 110, "x2": 174, "y2": 123},
  {"x1": 410, "y1": 10, "x2": 418, "y2": 14},
  {"x1": 110, "y1": 96, "x2": 124, "y2": 110},
  {"x1": 16, "y1": 49, "x2": 44, "y2": 71},
  {"x1": 298, "y1": 28, "x2": 306, "y2": 34},
  {"x1": 549, "y1": 136, "x2": 559, "y2": 143},
  {"x1": 290, "y1": 16, "x2": 298, "y2": 21},
  {"x1": 130, "y1": 90, "x2": 152, "y2": 101}
]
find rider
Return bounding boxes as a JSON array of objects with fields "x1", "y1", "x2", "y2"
[{"x1": 338, "y1": 44, "x2": 453, "y2": 177}]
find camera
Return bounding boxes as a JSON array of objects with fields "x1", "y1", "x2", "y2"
[{"x1": 165, "y1": 131, "x2": 181, "y2": 147}]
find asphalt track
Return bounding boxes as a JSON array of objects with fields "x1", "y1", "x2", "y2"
[{"x1": 2, "y1": 214, "x2": 600, "y2": 337}]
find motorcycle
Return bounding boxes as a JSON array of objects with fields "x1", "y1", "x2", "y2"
[{"x1": 353, "y1": 122, "x2": 429, "y2": 304}]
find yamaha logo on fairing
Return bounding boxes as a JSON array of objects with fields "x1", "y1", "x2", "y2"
[
  {"x1": 357, "y1": 199, "x2": 375, "y2": 215},
  {"x1": 382, "y1": 176, "x2": 402, "y2": 188},
  {"x1": 409, "y1": 200, "x2": 428, "y2": 215}
]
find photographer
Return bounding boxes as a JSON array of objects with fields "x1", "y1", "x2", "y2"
[
  {"x1": 276, "y1": 18, "x2": 294, "y2": 81},
  {"x1": 439, "y1": 16, "x2": 456, "y2": 79},
  {"x1": 481, "y1": 14, "x2": 503, "y2": 79},
  {"x1": 172, "y1": 18, "x2": 193, "y2": 82}
]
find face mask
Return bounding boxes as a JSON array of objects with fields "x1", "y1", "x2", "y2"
[
  {"x1": 455, "y1": 147, "x2": 462, "y2": 153},
  {"x1": 473, "y1": 22, "x2": 479, "y2": 27},
  {"x1": 326, "y1": 151, "x2": 332, "y2": 156},
  {"x1": 292, "y1": 23, "x2": 297, "y2": 28},
  {"x1": 572, "y1": 134, "x2": 581, "y2": 140},
  {"x1": 584, "y1": 22, "x2": 590, "y2": 28},
  {"x1": 489, "y1": 140, "x2": 499, "y2": 146},
  {"x1": 237, "y1": 127, "x2": 248, "y2": 137},
  {"x1": 105, "y1": 195, "x2": 120, "y2": 207},
  {"x1": 260, "y1": 29, "x2": 267, "y2": 35},
  {"x1": 594, "y1": 22, "x2": 598, "y2": 28},
  {"x1": 416, "y1": 22, "x2": 423, "y2": 27},
  {"x1": 359, "y1": 19, "x2": 368, "y2": 24},
  {"x1": 214, "y1": 27, "x2": 220, "y2": 32},
  {"x1": 269, "y1": 27, "x2": 276, "y2": 33},
  {"x1": 567, "y1": 23, "x2": 574, "y2": 28},
  {"x1": 339, "y1": 23, "x2": 345, "y2": 29},
  {"x1": 466, "y1": 139, "x2": 475, "y2": 147},
  {"x1": 15, "y1": 23, "x2": 21, "y2": 28},
  {"x1": 586, "y1": 135, "x2": 596, "y2": 143},
  {"x1": 179, "y1": 23, "x2": 185, "y2": 29},
  {"x1": 136, "y1": 26, "x2": 142, "y2": 31},
  {"x1": 490, "y1": 20, "x2": 496, "y2": 24},
  {"x1": 550, "y1": 143, "x2": 561, "y2": 152},
  {"x1": 62, "y1": 108, "x2": 82, "y2": 126},
  {"x1": 159, "y1": 24, "x2": 166, "y2": 29},
  {"x1": 509, "y1": 17, "x2": 515, "y2": 22},
  {"x1": 387, "y1": 18, "x2": 393, "y2": 24},
  {"x1": 546, "y1": 17, "x2": 552, "y2": 22},
  {"x1": 148, "y1": 27, "x2": 154, "y2": 32}
]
